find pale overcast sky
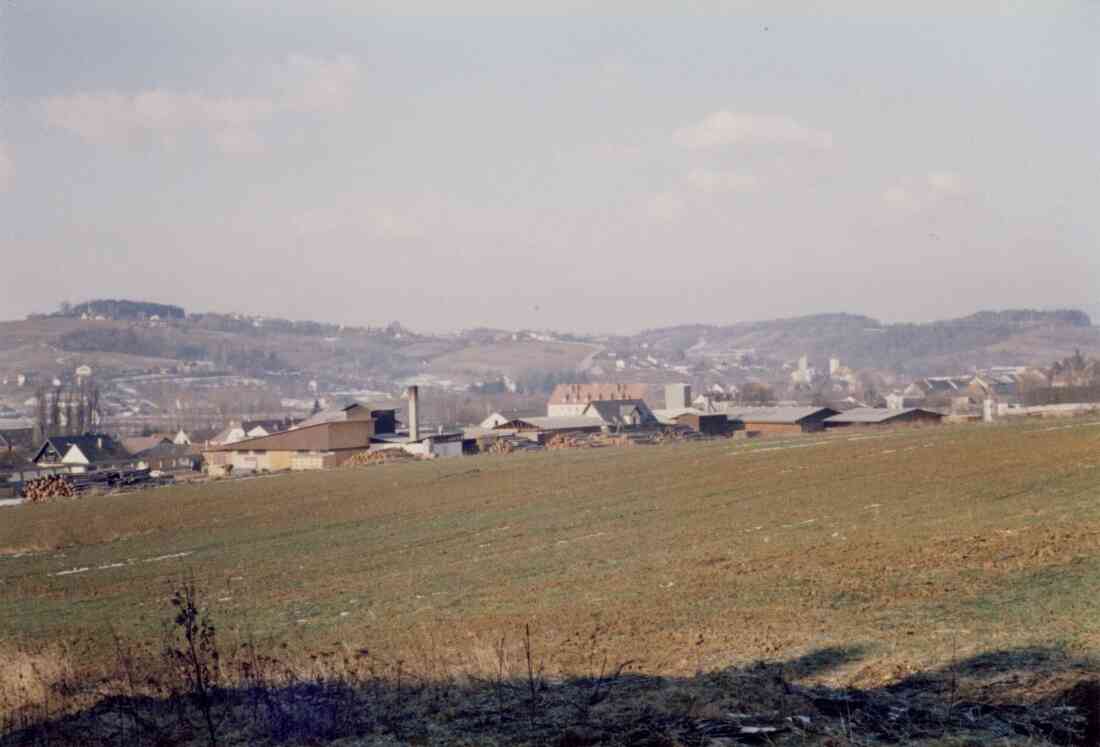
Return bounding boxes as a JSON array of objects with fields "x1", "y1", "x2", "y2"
[{"x1": 1, "y1": 2, "x2": 1097, "y2": 332}]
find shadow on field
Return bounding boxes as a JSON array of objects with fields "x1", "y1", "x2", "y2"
[{"x1": 4, "y1": 643, "x2": 1096, "y2": 746}]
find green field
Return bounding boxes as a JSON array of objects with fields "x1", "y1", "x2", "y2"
[{"x1": 4, "y1": 417, "x2": 1100, "y2": 742}]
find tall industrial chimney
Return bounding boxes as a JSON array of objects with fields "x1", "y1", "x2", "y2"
[{"x1": 405, "y1": 386, "x2": 420, "y2": 442}]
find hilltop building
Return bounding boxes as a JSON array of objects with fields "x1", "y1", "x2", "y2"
[{"x1": 480, "y1": 408, "x2": 545, "y2": 429}]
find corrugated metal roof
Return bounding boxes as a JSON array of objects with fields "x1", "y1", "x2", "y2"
[
  {"x1": 293, "y1": 409, "x2": 347, "y2": 429},
  {"x1": 652, "y1": 407, "x2": 705, "y2": 424},
  {"x1": 510, "y1": 416, "x2": 604, "y2": 431},
  {"x1": 122, "y1": 435, "x2": 172, "y2": 455},
  {"x1": 371, "y1": 431, "x2": 464, "y2": 444},
  {"x1": 464, "y1": 426, "x2": 518, "y2": 439},
  {"x1": 294, "y1": 402, "x2": 397, "y2": 430},
  {"x1": 825, "y1": 407, "x2": 942, "y2": 424},
  {"x1": 724, "y1": 406, "x2": 836, "y2": 424}
]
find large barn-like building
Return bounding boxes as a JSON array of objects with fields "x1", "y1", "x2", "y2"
[
  {"x1": 547, "y1": 383, "x2": 650, "y2": 417},
  {"x1": 824, "y1": 407, "x2": 944, "y2": 428},
  {"x1": 725, "y1": 407, "x2": 839, "y2": 435}
]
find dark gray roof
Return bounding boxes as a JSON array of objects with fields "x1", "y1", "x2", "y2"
[
  {"x1": 34, "y1": 434, "x2": 132, "y2": 465},
  {"x1": 131, "y1": 440, "x2": 193, "y2": 458},
  {"x1": 295, "y1": 402, "x2": 398, "y2": 430},
  {"x1": 920, "y1": 377, "x2": 973, "y2": 394},
  {"x1": 242, "y1": 418, "x2": 298, "y2": 433},
  {"x1": 724, "y1": 406, "x2": 837, "y2": 424},
  {"x1": 122, "y1": 435, "x2": 173, "y2": 455},
  {"x1": 582, "y1": 399, "x2": 657, "y2": 426}
]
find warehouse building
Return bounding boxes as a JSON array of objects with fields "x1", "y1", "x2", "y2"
[
  {"x1": 824, "y1": 407, "x2": 944, "y2": 428},
  {"x1": 203, "y1": 418, "x2": 380, "y2": 476},
  {"x1": 725, "y1": 406, "x2": 839, "y2": 435},
  {"x1": 654, "y1": 408, "x2": 731, "y2": 435}
]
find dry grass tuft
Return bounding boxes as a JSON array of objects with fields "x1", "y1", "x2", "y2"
[{"x1": 0, "y1": 644, "x2": 72, "y2": 717}]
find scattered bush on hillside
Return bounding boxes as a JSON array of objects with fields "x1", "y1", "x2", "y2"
[{"x1": 59, "y1": 328, "x2": 172, "y2": 358}]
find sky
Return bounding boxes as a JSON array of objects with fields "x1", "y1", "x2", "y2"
[{"x1": 1, "y1": 1, "x2": 1097, "y2": 333}]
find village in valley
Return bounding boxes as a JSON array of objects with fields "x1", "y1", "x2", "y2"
[
  {"x1": 5, "y1": 302, "x2": 1100, "y2": 745},
  {"x1": 2, "y1": 300, "x2": 1099, "y2": 501},
  {"x1": 7, "y1": 5, "x2": 1100, "y2": 742}
]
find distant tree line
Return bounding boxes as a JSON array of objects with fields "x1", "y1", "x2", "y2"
[
  {"x1": 34, "y1": 379, "x2": 101, "y2": 440},
  {"x1": 736, "y1": 382, "x2": 775, "y2": 405},
  {"x1": 54, "y1": 299, "x2": 186, "y2": 321},
  {"x1": 468, "y1": 368, "x2": 591, "y2": 395}
]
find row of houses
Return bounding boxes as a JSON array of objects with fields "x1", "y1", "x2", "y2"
[
  {"x1": 478, "y1": 384, "x2": 945, "y2": 441},
  {"x1": 1, "y1": 430, "x2": 201, "y2": 486},
  {"x1": 2, "y1": 384, "x2": 948, "y2": 490}
]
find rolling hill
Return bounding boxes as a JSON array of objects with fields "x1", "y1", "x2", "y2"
[
  {"x1": 638, "y1": 309, "x2": 1099, "y2": 373},
  {"x1": 0, "y1": 304, "x2": 1095, "y2": 395}
]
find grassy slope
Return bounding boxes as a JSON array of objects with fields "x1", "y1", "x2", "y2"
[{"x1": 2, "y1": 418, "x2": 1100, "y2": 686}]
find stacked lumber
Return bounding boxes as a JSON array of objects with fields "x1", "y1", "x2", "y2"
[
  {"x1": 545, "y1": 433, "x2": 587, "y2": 449},
  {"x1": 343, "y1": 449, "x2": 421, "y2": 468},
  {"x1": 543, "y1": 428, "x2": 714, "y2": 450},
  {"x1": 484, "y1": 438, "x2": 515, "y2": 455},
  {"x1": 22, "y1": 475, "x2": 76, "y2": 502}
]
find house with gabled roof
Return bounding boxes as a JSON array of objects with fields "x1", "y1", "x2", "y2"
[
  {"x1": 31, "y1": 434, "x2": 135, "y2": 473},
  {"x1": 122, "y1": 435, "x2": 173, "y2": 456},
  {"x1": 126, "y1": 440, "x2": 198, "y2": 473},
  {"x1": 293, "y1": 402, "x2": 398, "y2": 433},
  {"x1": 479, "y1": 407, "x2": 546, "y2": 430},
  {"x1": 580, "y1": 399, "x2": 659, "y2": 429}
]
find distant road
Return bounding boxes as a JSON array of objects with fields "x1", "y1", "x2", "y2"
[{"x1": 574, "y1": 344, "x2": 605, "y2": 373}]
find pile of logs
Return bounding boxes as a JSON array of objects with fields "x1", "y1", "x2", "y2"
[
  {"x1": 544, "y1": 432, "x2": 631, "y2": 449},
  {"x1": 22, "y1": 475, "x2": 77, "y2": 502}
]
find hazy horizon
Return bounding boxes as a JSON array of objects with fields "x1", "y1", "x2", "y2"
[
  {"x1": 2, "y1": 2, "x2": 1097, "y2": 332},
  {"x1": 11, "y1": 298, "x2": 1100, "y2": 339}
]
